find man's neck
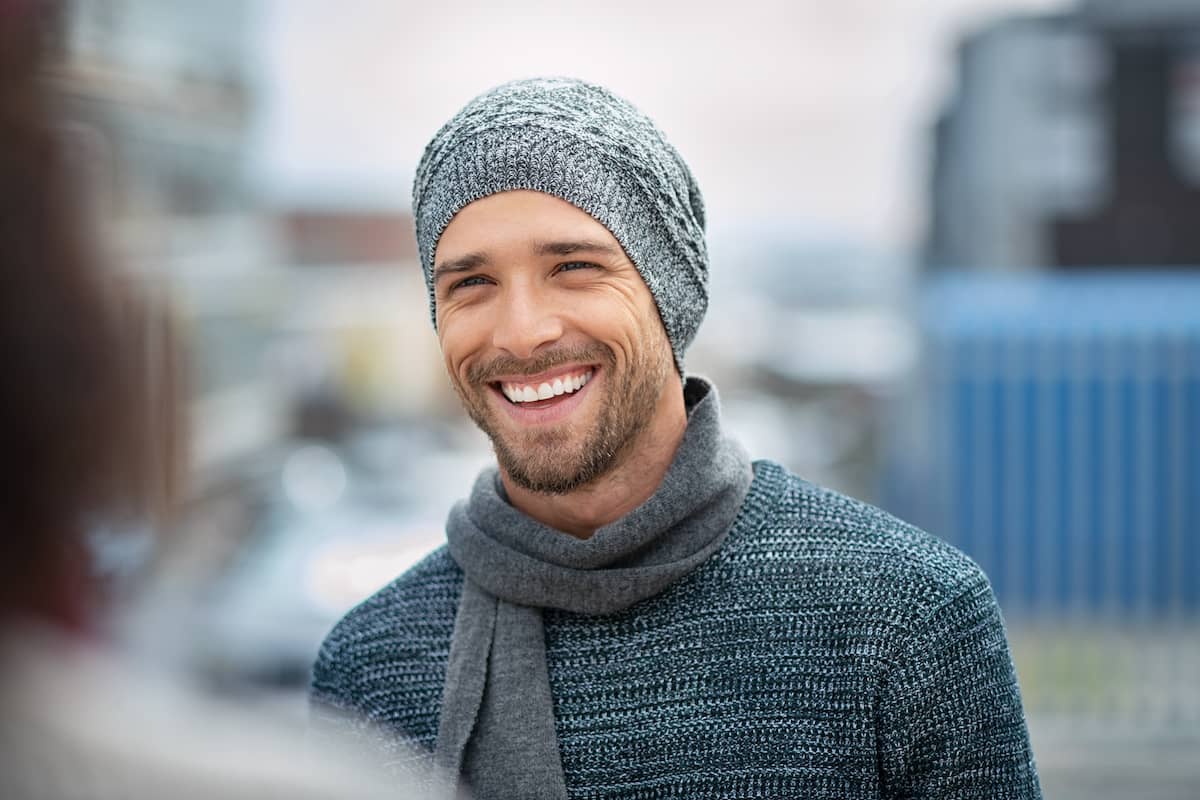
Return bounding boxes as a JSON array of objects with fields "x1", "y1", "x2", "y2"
[{"x1": 499, "y1": 380, "x2": 689, "y2": 539}]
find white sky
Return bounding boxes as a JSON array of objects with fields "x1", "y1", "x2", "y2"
[{"x1": 250, "y1": 0, "x2": 1071, "y2": 252}]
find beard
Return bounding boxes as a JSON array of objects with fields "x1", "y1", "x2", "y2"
[{"x1": 453, "y1": 339, "x2": 673, "y2": 495}]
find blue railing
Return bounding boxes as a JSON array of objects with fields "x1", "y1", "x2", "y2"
[{"x1": 882, "y1": 271, "x2": 1200, "y2": 617}]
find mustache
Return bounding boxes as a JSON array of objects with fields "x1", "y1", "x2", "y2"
[{"x1": 467, "y1": 344, "x2": 613, "y2": 385}]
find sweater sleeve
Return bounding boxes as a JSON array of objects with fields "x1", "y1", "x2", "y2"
[{"x1": 876, "y1": 571, "x2": 1042, "y2": 799}]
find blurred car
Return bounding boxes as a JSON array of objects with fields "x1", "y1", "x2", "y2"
[{"x1": 188, "y1": 425, "x2": 490, "y2": 694}]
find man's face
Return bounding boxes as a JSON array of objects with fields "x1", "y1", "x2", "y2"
[{"x1": 433, "y1": 190, "x2": 676, "y2": 494}]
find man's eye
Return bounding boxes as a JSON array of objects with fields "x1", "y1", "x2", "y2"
[
  {"x1": 557, "y1": 261, "x2": 600, "y2": 274},
  {"x1": 452, "y1": 275, "x2": 490, "y2": 291}
]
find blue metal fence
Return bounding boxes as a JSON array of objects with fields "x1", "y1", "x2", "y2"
[{"x1": 882, "y1": 272, "x2": 1200, "y2": 617}]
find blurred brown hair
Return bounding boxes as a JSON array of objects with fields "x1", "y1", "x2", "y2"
[{"x1": 0, "y1": 0, "x2": 182, "y2": 628}]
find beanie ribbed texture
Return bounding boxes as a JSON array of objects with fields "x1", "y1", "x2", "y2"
[{"x1": 411, "y1": 77, "x2": 709, "y2": 373}]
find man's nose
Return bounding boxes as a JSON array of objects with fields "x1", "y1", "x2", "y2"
[{"x1": 490, "y1": 283, "x2": 564, "y2": 359}]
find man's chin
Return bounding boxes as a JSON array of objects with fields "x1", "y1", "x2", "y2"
[
  {"x1": 490, "y1": 435, "x2": 587, "y2": 494},
  {"x1": 498, "y1": 458, "x2": 588, "y2": 495},
  {"x1": 489, "y1": 417, "x2": 625, "y2": 495}
]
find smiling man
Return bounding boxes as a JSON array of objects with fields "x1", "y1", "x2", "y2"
[
  {"x1": 311, "y1": 78, "x2": 1042, "y2": 800},
  {"x1": 435, "y1": 190, "x2": 685, "y2": 535}
]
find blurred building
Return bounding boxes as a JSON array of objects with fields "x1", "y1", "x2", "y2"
[
  {"x1": 269, "y1": 206, "x2": 451, "y2": 427},
  {"x1": 687, "y1": 231, "x2": 918, "y2": 504},
  {"x1": 46, "y1": 0, "x2": 288, "y2": 580},
  {"x1": 905, "y1": 0, "x2": 1200, "y2": 621},
  {"x1": 40, "y1": 2, "x2": 473, "y2": 689},
  {"x1": 279, "y1": 209, "x2": 416, "y2": 267},
  {"x1": 901, "y1": 12, "x2": 1200, "y2": 780},
  {"x1": 926, "y1": 0, "x2": 1200, "y2": 270}
]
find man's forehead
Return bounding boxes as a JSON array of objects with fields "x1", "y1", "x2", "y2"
[{"x1": 434, "y1": 191, "x2": 626, "y2": 271}]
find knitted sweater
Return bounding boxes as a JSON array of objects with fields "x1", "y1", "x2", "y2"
[{"x1": 312, "y1": 460, "x2": 1041, "y2": 799}]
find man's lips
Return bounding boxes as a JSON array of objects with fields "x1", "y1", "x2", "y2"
[
  {"x1": 490, "y1": 364, "x2": 597, "y2": 405},
  {"x1": 487, "y1": 366, "x2": 599, "y2": 424}
]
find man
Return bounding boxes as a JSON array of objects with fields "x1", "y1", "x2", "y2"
[{"x1": 312, "y1": 78, "x2": 1042, "y2": 799}]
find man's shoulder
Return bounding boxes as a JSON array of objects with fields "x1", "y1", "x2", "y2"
[
  {"x1": 740, "y1": 460, "x2": 990, "y2": 616},
  {"x1": 313, "y1": 545, "x2": 461, "y2": 686},
  {"x1": 310, "y1": 545, "x2": 460, "y2": 748},
  {"x1": 352, "y1": 544, "x2": 461, "y2": 615}
]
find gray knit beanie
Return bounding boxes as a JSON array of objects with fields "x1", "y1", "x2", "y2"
[{"x1": 412, "y1": 77, "x2": 708, "y2": 373}]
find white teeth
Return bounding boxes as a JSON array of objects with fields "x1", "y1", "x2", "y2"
[{"x1": 502, "y1": 370, "x2": 594, "y2": 404}]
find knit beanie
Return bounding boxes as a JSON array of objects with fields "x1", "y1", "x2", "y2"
[{"x1": 411, "y1": 77, "x2": 709, "y2": 374}]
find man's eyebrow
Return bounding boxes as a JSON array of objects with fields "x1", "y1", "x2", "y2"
[
  {"x1": 534, "y1": 239, "x2": 622, "y2": 258},
  {"x1": 433, "y1": 252, "x2": 489, "y2": 282},
  {"x1": 433, "y1": 241, "x2": 621, "y2": 281}
]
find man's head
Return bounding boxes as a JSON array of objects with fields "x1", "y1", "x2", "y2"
[
  {"x1": 412, "y1": 78, "x2": 708, "y2": 494},
  {"x1": 412, "y1": 78, "x2": 709, "y2": 373}
]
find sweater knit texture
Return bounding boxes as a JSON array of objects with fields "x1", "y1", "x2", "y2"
[
  {"x1": 411, "y1": 77, "x2": 708, "y2": 373},
  {"x1": 312, "y1": 462, "x2": 1042, "y2": 799}
]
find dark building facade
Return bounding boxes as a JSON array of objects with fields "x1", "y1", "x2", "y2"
[
  {"x1": 926, "y1": 0, "x2": 1200, "y2": 270},
  {"x1": 1052, "y1": 24, "x2": 1200, "y2": 266}
]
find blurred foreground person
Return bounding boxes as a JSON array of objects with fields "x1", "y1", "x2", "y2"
[
  {"x1": 312, "y1": 79, "x2": 1043, "y2": 799},
  {"x1": 0, "y1": 3, "x2": 429, "y2": 797}
]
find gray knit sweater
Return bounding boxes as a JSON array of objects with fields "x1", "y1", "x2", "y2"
[{"x1": 312, "y1": 461, "x2": 1041, "y2": 799}]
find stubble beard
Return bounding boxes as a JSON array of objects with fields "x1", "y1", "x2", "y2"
[{"x1": 453, "y1": 340, "x2": 673, "y2": 495}]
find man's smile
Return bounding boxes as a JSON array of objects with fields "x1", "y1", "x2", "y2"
[
  {"x1": 487, "y1": 365, "x2": 600, "y2": 424},
  {"x1": 497, "y1": 366, "x2": 594, "y2": 404}
]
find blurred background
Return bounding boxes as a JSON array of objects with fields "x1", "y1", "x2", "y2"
[{"x1": 39, "y1": 0, "x2": 1199, "y2": 796}]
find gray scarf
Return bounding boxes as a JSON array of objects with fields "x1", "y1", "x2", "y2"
[{"x1": 434, "y1": 378, "x2": 753, "y2": 799}]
